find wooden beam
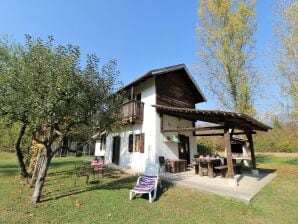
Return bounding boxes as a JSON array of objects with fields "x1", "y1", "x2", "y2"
[
  {"x1": 194, "y1": 131, "x2": 256, "y2": 137},
  {"x1": 194, "y1": 133, "x2": 224, "y2": 137},
  {"x1": 192, "y1": 121, "x2": 196, "y2": 137},
  {"x1": 224, "y1": 128, "x2": 234, "y2": 178},
  {"x1": 162, "y1": 125, "x2": 224, "y2": 133},
  {"x1": 233, "y1": 131, "x2": 256, "y2": 135},
  {"x1": 246, "y1": 132, "x2": 256, "y2": 169}
]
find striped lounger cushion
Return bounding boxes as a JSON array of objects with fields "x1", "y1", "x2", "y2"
[{"x1": 132, "y1": 175, "x2": 157, "y2": 193}]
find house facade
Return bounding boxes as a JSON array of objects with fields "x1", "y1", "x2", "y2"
[{"x1": 95, "y1": 64, "x2": 206, "y2": 172}]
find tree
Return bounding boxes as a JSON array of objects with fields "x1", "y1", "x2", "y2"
[
  {"x1": 197, "y1": 0, "x2": 257, "y2": 115},
  {"x1": 0, "y1": 38, "x2": 34, "y2": 177},
  {"x1": 273, "y1": 0, "x2": 298, "y2": 121},
  {"x1": 0, "y1": 36, "x2": 123, "y2": 203},
  {"x1": 0, "y1": 120, "x2": 30, "y2": 153}
]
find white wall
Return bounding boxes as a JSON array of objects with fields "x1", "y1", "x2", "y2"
[
  {"x1": 94, "y1": 140, "x2": 105, "y2": 157},
  {"x1": 104, "y1": 78, "x2": 198, "y2": 172},
  {"x1": 104, "y1": 78, "x2": 157, "y2": 172},
  {"x1": 155, "y1": 114, "x2": 197, "y2": 163}
]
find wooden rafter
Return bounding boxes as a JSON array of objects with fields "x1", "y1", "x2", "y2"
[
  {"x1": 194, "y1": 131, "x2": 256, "y2": 137},
  {"x1": 161, "y1": 125, "x2": 224, "y2": 133}
]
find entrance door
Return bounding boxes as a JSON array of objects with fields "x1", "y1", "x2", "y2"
[
  {"x1": 112, "y1": 136, "x2": 121, "y2": 165},
  {"x1": 178, "y1": 135, "x2": 190, "y2": 164}
]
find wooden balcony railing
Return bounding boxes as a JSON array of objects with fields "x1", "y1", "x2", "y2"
[{"x1": 120, "y1": 100, "x2": 144, "y2": 123}]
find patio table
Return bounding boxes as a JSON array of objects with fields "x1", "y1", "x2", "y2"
[{"x1": 197, "y1": 158, "x2": 221, "y2": 178}]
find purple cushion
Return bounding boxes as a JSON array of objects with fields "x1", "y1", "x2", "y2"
[{"x1": 132, "y1": 175, "x2": 157, "y2": 193}]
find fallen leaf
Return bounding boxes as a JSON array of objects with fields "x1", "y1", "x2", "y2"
[{"x1": 75, "y1": 200, "x2": 81, "y2": 208}]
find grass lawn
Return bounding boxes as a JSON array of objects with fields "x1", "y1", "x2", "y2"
[{"x1": 0, "y1": 152, "x2": 297, "y2": 224}]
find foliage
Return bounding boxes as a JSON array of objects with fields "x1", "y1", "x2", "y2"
[
  {"x1": 197, "y1": 138, "x2": 216, "y2": 155},
  {"x1": 0, "y1": 35, "x2": 123, "y2": 202},
  {"x1": 0, "y1": 121, "x2": 31, "y2": 150},
  {"x1": 0, "y1": 35, "x2": 122, "y2": 142},
  {"x1": 197, "y1": 0, "x2": 257, "y2": 115},
  {"x1": 0, "y1": 152, "x2": 298, "y2": 223},
  {"x1": 254, "y1": 121, "x2": 298, "y2": 153},
  {"x1": 273, "y1": 0, "x2": 298, "y2": 121},
  {"x1": 197, "y1": 137, "x2": 224, "y2": 155}
]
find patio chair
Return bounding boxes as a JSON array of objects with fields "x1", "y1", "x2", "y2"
[
  {"x1": 91, "y1": 159, "x2": 104, "y2": 179},
  {"x1": 158, "y1": 156, "x2": 171, "y2": 175},
  {"x1": 129, "y1": 163, "x2": 160, "y2": 203},
  {"x1": 74, "y1": 163, "x2": 90, "y2": 186}
]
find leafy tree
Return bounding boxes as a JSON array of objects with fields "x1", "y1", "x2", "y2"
[
  {"x1": 0, "y1": 36, "x2": 123, "y2": 203},
  {"x1": 254, "y1": 121, "x2": 298, "y2": 153},
  {"x1": 197, "y1": 0, "x2": 257, "y2": 115},
  {"x1": 273, "y1": 0, "x2": 298, "y2": 121},
  {"x1": 0, "y1": 38, "x2": 35, "y2": 177}
]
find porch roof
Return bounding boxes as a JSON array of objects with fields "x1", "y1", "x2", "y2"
[{"x1": 152, "y1": 105, "x2": 271, "y2": 132}]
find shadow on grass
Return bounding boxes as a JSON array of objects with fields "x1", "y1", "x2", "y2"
[
  {"x1": 0, "y1": 169, "x2": 19, "y2": 177},
  {"x1": 131, "y1": 180, "x2": 174, "y2": 203},
  {"x1": 50, "y1": 159, "x2": 81, "y2": 168},
  {"x1": 0, "y1": 164, "x2": 18, "y2": 176},
  {"x1": 41, "y1": 168, "x2": 173, "y2": 203},
  {"x1": 40, "y1": 174, "x2": 137, "y2": 203},
  {"x1": 47, "y1": 170, "x2": 74, "y2": 176}
]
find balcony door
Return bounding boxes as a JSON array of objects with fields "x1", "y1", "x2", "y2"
[
  {"x1": 112, "y1": 136, "x2": 121, "y2": 165},
  {"x1": 178, "y1": 135, "x2": 190, "y2": 164}
]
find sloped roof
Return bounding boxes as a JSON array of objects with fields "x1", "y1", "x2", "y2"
[
  {"x1": 121, "y1": 64, "x2": 207, "y2": 103},
  {"x1": 152, "y1": 104, "x2": 272, "y2": 132}
]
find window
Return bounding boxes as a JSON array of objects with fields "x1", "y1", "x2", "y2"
[
  {"x1": 128, "y1": 134, "x2": 133, "y2": 153},
  {"x1": 136, "y1": 93, "x2": 141, "y2": 101},
  {"x1": 135, "y1": 133, "x2": 145, "y2": 153},
  {"x1": 128, "y1": 133, "x2": 145, "y2": 153}
]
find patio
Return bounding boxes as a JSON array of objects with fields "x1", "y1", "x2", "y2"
[{"x1": 161, "y1": 168, "x2": 277, "y2": 204}]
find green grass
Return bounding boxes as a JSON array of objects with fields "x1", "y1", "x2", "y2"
[{"x1": 0, "y1": 152, "x2": 297, "y2": 224}]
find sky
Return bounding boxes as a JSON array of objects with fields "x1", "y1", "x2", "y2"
[{"x1": 0, "y1": 0, "x2": 283, "y2": 118}]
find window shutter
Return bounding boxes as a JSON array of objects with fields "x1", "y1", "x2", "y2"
[
  {"x1": 128, "y1": 134, "x2": 133, "y2": 153},
  {"x1": 140, "y1": 133, "x2": 145, "y2": 153}
]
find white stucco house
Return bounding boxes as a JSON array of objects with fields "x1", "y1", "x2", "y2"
[
  {"x1": 94, "y1": 62, "x2": 271, "y2": 175},
  {"x1": 95, "y1": 64, "x2": 207, "y2": 172}
]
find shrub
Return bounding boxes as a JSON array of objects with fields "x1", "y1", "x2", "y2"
[{"x1": 254, "y1": 122, "x2": 298, "y2": 153}]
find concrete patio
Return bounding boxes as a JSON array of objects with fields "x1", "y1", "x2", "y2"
[{"x1": 161, "y1": 169, "x2": 277, "y2": 204}]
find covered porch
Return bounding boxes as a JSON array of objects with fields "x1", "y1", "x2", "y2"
[{"x1": 153, "y1": 104, "x2": 272, "y2": 178}]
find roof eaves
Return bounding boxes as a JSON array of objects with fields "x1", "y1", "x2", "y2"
[{"x1": 152, "y1": 104, "x2": 272, "y2": 131}]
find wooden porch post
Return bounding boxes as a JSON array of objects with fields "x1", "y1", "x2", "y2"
[
  {"x1": 246, "y1": 131, "x2": 256, "y2": 169},
  {"x1": 224, "y1": 128, "x2": 234, "y2": 178}
]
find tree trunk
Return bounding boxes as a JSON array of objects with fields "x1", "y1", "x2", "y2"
[
  {"x1": 31, "y1": 154, "x2": 52, "y2": 203},
  {"x1": 15, "y1": 123, "x2": 28, "y2": 178}
]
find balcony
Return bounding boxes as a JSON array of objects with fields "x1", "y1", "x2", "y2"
[{"x1": 120, "y1": 100, "x2": 144, "y2": 123}]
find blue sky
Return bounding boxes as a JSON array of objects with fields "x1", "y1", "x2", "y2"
[{"x1": 0, "y1": 0, "x2": 282, "y2": 117}]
